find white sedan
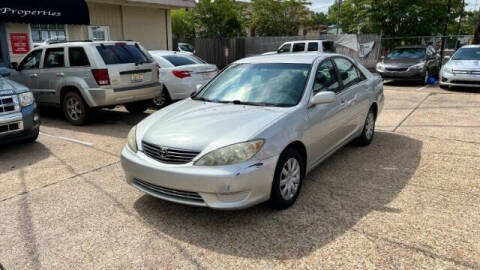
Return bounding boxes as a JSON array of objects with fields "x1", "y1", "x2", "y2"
[
  {"x1": 440, "y1": 45, "x2": 480, "y2": 88},
  {"x1": 149, "y1": 51, "x2": 218, "y2": 107}
]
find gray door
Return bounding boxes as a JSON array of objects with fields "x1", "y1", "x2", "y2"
[
  {"x1": 38, "y1": 47, "x2": 66, "y2": 104},
  {"x1": 9, "y1": 49, "x2": 43, "y2": 98},
  {"x1": 304, "y1": 59, "x2": 351, "y2": 168},
  {"x1": 0, "y1": 24, "x2": 9, "y2": 68}
]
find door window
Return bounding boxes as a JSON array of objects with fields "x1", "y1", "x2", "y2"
[
  {"x1": 308, "y1": 42, "x2": 318, "y2": 52},
  {"x1": 333, "y1": 58, "x2": 364, "y2": 89},
  {"x1": 20, "y1": 50, "x2": 42, "y2": 70},
  {"x1": 44, "y1": 48, "x2": 65, "y2": 68},
  {"x1": 292, "y1": 43, "x2": 305, "y2": 52},
  {"x1": 69, "y1": 47, "x2": 90, "y2": 67},
  {"x1": 278, "y1": 43, "x2": 291, "y2": 53},
  {"x1": 313, "y1": 59, "x2": 340, "y2": 94}
]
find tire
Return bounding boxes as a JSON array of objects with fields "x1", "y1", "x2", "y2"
[
  {"x1": 63, "y1": 91, "x2": 90, "y2": 126},
  {"x1": 124, "y1": 101, "x2": 149, "y2": 114},
  {"x1": 355, "y1": 108, "x2": 376, "y2": 146},
  {"x1": 269, "y1": 148, "x2": 305, "y2": 210},
  {"x1": 23, "y1": 128, "x2": 39, "y2": 143},
  {"x1": 423, "y1": 70, "x2": 430, "y2": 85},
  {"x1": 152, "y1": 87, "x2": 171, "y2": 108}
]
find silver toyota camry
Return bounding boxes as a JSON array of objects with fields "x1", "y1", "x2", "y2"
[{"x1": 121, "y1": 53, "x2": 384, "y2": 210}]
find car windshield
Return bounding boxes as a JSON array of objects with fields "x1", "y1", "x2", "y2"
[
  {"x1": 387, "y1": 48, "x2": 426, "y2": 60},
  {"x1": 194, "y1": 63, "x2": 311, "y2": 107},
  {"x1": 179, "y1": 44, "x2": 194, "y2": 52},
  {"x1": 452, "y1": 47, "x2": 480, "y2": 60},
  {"x1": 163, "y1": 55, "x2": 199, "y2": 66},
  {"x1": 96, "y1": 44, "x2": 150, "y2": 65}
]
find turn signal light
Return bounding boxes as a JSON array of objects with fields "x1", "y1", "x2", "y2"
[
  {"x1": 92, "y1": 69, "x2": 110, "y2": 86},
  {"x1": 172, "y1": 70, "x2": 191, "y2": 79}
]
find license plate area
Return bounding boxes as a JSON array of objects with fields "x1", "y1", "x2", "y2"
[{"x1": 131, "y1": 73, "x2": 144, "y2": 82}]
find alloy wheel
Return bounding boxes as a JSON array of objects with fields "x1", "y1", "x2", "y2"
[
  {"x1": 365, "y1": 111, "x2": 375, "y2": 140},
  {"x1": 66, "y1": 97, "x2": 82, "y2": 121},
  {"x1": 153, "y1": 92, "x2": 166, "y2": 107},
  {"x1": 279, "y1": 158, "x2": 301, "y2": 200}
]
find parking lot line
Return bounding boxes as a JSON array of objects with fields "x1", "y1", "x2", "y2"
[
  {"x1": 416, "y1": 85, "x2": 428, "y2": 91},
  {"x1": 39, "y1": 132, "x2": 93, "y2": 147}
]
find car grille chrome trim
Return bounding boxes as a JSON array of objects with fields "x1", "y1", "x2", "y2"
[
  {"x1": 453, "y1": 69, "x2": 480, "y2": 75},
  {"x1": 141, "y1": 141, "x2": 200, "y2": 164},
  {"x1": 385, "y1": 67, "x2": 408, "y2": 72},
  {"x1": 0, "y1": 121, "x2": 24, "y2": 135},
  {"x1": 0, "y1": 95, "x2": 20, "y2": 115},
  {"x1": 133, "y1": 178, "x2": 204, "y2": 203}
]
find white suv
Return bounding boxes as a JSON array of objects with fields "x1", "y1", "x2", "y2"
[
  {"x1": 9, "y1": 41, "x2": 161, "y2": 125},
  {"x1": 263, "y1": 40, "x2": 336, "y2": 55}
]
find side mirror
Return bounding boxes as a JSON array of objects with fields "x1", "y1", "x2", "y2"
[
  {"x1": 0, "y1": 67, "x2": 10, "y2": 77},
  {"x1": 9, "y1": 62, "x2": 19, "y2": 71},
  {"x1": 310, "y1": 91, "x2": 336, "y2": 106}
]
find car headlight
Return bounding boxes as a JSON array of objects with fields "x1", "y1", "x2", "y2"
[
  {"x1": 443, "y1": 66, "x2": 453, "y2": 74},
  {"x1": 195, "y1": 140, "x2": 264, "y2": 166},
  {"x1": 127, "y1": 126, "x2": 138, "y2": 152},
  {"x1": 409, "y1": 62, "x2": 425, "y2": 70},
  {"x1": 376, "y1": 62, "x2": 385, "y2": 71},
  {"x1": 18, "y1": 92, "x2": 34, "y2": 107}
]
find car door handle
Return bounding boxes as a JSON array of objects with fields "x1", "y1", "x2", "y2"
[
  {"x1": 56, "y1": 73, "x2": 65, "y2": 77},
  {"x1": 30, "y1": 73, "x2": 38, "y2": 78}
]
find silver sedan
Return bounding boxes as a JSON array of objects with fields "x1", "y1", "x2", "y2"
[{"x1": 121, "y1": 53, "x2": 384, "y2": 210}]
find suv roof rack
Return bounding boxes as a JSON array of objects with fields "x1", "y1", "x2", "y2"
[{"x1": 45, "y1": 40, "x2": 93, "y2": 45}]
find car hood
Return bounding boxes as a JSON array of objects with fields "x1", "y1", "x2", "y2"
[
  {"x1": 383, "y1": 58, "x2": 423, "y2": 69},
  {"x1": 138, "y1": 99, "x2": 289, "y2": 152},
  {"x1": 0, "y1": 77, "x2": 28, "y2": 95},
  {"x1": 447, "y1": 60, "x2": 480, "y2": 70}
]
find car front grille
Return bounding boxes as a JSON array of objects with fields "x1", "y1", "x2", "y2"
[
  {"x1": 453, "y1": 70, "x2": 480, "y2": 75},
  {"x1": 142, "y1": 141, "x2": 200, "y2": 164},
  {"x1": 450, "y1": 80, "x2": 480, "y2": 85},
  {"x1": 133, "y1": 178, "x2": 204, "y2": 204},
  {"x1": 0, "y1": 95, "x2": 19, "y2": 115},
  {"x1": 386, "y1": 67, "x2": 408, "y2": 72},
  {"x1": 0, "y1": 122, "x2": 23, "y2": 134}
]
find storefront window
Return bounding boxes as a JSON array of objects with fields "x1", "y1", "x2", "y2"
[{"x1": 31, "y1": 24, "x2": 66, "y2": 43}]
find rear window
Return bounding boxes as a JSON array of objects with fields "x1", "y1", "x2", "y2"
[
  {"x1": 323, "y1": 41, "x2": 335, "y2": 52},
  {"x1": 163, "y1": 55, "x2": 197, "y2": 66},
  {"x1": 96, "y1": 44, "x2": 150, "y2": 65}
]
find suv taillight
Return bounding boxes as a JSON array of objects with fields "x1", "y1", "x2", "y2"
[
  {"x1": 91, "y1": 69, "x2": 110, "y2": 86},
  {"x1": 172, "y1": 70, "x2": 191, "y2": 79}
]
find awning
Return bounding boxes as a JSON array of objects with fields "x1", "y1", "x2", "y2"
[{"x1": 0, "y1": 0, "x2": 90, "y2": 25}]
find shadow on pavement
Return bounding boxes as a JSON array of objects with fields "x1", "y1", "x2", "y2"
[
  {"x1": 133, "y1": 132, "x2": 422, "y2": 259},
  {"x1": 0, "y1": 142, "x2": 51, "y2": 174}
]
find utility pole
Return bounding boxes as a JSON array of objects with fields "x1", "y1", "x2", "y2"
[
  {"x1": 336, "y1": 0, "x2": 342, "y2": 35},
  {"x1": 440, "y1": 0, "x2": 451, "y2": 61}
]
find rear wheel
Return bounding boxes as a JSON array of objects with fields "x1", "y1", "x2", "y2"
[
  {"x1": 152, "y1": 88, "x2": 171, "y2": 108},
  {"x1": 269, "y1": 148, "x2": 305, "y2": 210},
  {"x1": 63, "y1": 91, "x2": 90, "y2": 126},
  {"x1": 124, "y1": 101, "x2": 149, "y2": 114}
]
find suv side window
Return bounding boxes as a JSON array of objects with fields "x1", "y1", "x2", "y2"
[
  {"x1": 333, "y1": 57, "x2": 364, "y2": 89},
  {"x1": 69, "y1": 47, "x2": 90, "y2": 67},
  {"x1": 20, "y1": 50, "x2": 42, "y2": 70},
  {"x1": 44, "y1": 48, "x2": 65, "y2": 68},
  {"x1": 278, "y1": 43, "x2": 291, "y2": 53},
  {"x1": 313, "y1": 59, "x2": 340, "y2": 94},
  {"x1": 308, "y1": 42, "x2": 318, "y2": 52},
  {"x1": 292, "y1": 42, "x2": 305, "y2": 52}
]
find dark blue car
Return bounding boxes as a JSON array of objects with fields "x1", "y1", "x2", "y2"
[{"x1": 0, "y1": 67, "x2": 40, "y2": 144}]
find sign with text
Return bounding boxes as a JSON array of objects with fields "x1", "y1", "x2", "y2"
[{"x1": 10, "y1": 33, "x2": 30, "y2": 54}]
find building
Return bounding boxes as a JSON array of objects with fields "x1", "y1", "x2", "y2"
[{"x1": 0, "y1": 0, "x2": 195, "y2": 67}]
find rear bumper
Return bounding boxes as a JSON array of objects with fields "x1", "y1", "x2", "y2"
[
  {"x1": 87, "y1": 82, "x2": 162, "y2": 107},
  {"x1": 440, "y1": 72, "x2": 480, "y2": 88}
]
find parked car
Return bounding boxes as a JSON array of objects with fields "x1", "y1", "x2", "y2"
[
  {"x1": 0, "y1": 67, "x2": 40, "y2": 144},
  {"x1": 121, "y1": 53, "x2": 384, "y2": 210},
  {"x1": 8, "y1": 41, "x2": 161, "y2": 125},
  {"x1": 376, "y1": 45, "x2": 441, "y2": 84},
  {"x1": 149, "y1": 51, "x2": 217, "y2": 108},
  {"x1": 440, "y1": 45, "x2": 480, "y2": 88},
  {"x1": 263, "y1": 40, "x2": 336, "y2": 55},
  {"x1": 177, "y1": 43, "x2": 195, "y2": 53}
]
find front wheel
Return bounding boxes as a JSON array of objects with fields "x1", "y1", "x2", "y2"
[
  {"x1": 23, "y1": 128, "x2": 39, "y2": 143},
  {"x1": 269, "y1": 148, "x2": 305, "y2": 210},
  {"x1": 124, "y1": 101, "x2": 149, "y2": 114},
  {"x1": 355, "y1": 108, "x2": 376, "y2": 146}
]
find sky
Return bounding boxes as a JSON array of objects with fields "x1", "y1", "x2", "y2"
[{"x1": 311, "y1": 0, "x2": 479, "y2": 13}]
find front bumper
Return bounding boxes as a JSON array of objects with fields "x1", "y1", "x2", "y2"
[
  {"x1": 0, "y1": 102, "x2": 40, "y2": 144},
  {"x1": 87, "y1": 82, "x2": 162, "y2": 107},
  {"x1": 376, "y1": 69, "x2": 425, "y2": 80},
  {"x1": 440, "y1": 72, "x2": 480, "y2": 88},
  {"x1": 121, "y1": 146, "x2": 278, "y2": 209}
]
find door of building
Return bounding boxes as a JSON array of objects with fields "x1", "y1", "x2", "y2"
[{"x1": 0, "y1": 23, "x2": 10, "y2": 68}]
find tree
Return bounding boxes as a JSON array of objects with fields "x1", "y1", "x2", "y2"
[
  {"x1": 311, "y1": 12, "x2": 333, "y2": 26},
  {"x1": 193, "y1": 0, "x2": 245, "y2": 38},
  {"x1": 249, "y1": 0, "x2": 311, "y2": 36},
  {"x1": 171, "y1": 9, "x2": 195, "y2": 42}
]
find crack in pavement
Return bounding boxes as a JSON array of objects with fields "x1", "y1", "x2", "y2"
[{"x1": 393, "y1": 93, "x2": 433, "y2": 132}]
